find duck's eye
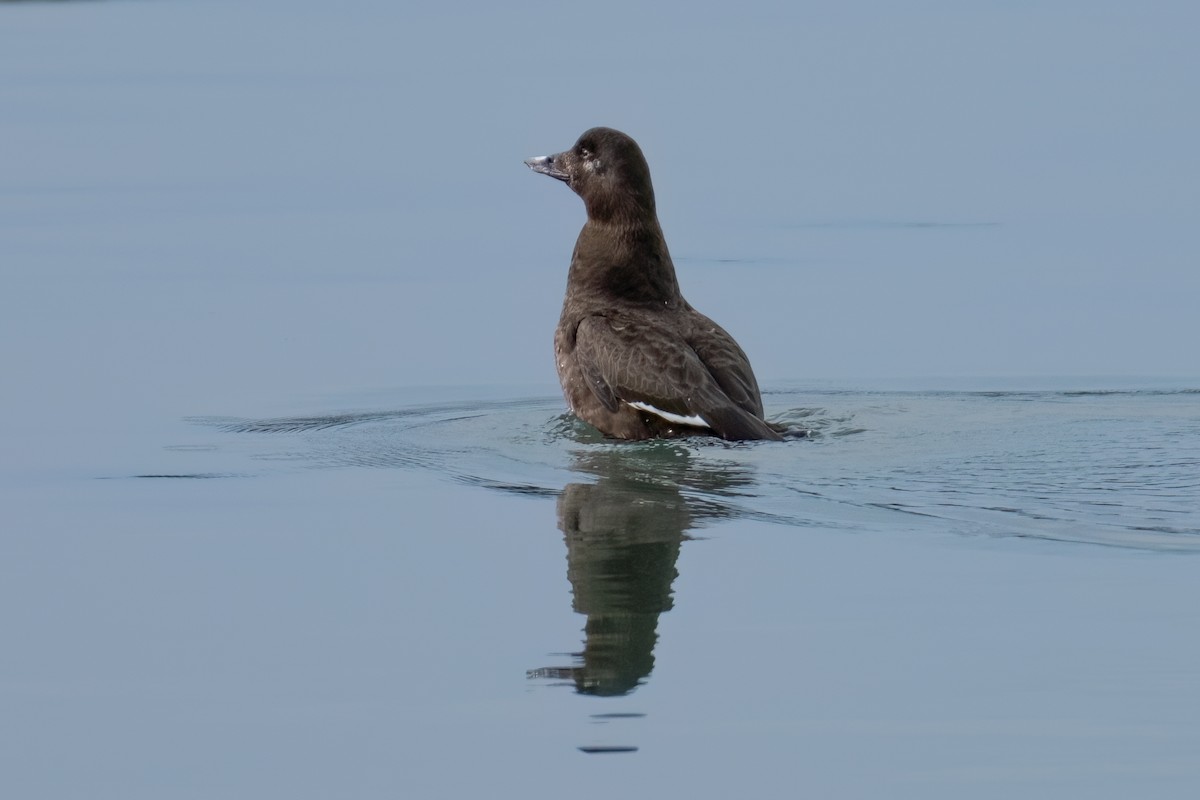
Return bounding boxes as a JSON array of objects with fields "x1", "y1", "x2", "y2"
[{"x1": 578, "y1": 143, "x2": 592, "y2": 158}]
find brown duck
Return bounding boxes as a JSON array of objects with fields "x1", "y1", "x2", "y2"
[{"x1": 526, "y1": 127, "x2": 781, "y2": 441}]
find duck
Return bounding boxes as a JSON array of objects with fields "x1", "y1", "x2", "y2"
[{"x1": 526, "y1": 127, "x2": 781, "y2": 441}]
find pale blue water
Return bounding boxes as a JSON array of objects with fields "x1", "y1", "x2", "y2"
[
  {"x1": 193, "y1": 383, "x2": 1200, "y2": 553},
  {"x1": 3, "y1": 1, "x2": 1200, "y2": 797},
  {"x1": 9, "y1": 381, "x2": 1199, "y2": 798}
]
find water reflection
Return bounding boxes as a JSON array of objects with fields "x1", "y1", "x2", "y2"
[{"x1": 529, "y1": 444, "x2": 755, "y2": 696}]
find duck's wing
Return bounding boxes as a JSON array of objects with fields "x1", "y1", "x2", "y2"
[
  {"x1": 573, "y1": 314, "x2": 781, "y2": 441},
  {"x1": 685, "y1": 313, "x2": 767, "y2": 418}
]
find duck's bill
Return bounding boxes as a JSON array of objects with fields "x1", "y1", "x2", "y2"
[{"x1": 524, "y1": 153, "x2": 570, "y2": 182}]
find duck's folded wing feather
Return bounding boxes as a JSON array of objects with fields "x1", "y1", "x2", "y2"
[
  {"x1": 574, "y1": 315, "x2": 780, "y2": 441},
  {"x1": 687, "y1": 316, "x2": 766, "y2": 418}
]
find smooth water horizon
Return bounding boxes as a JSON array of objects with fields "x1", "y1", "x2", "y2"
[{"x1": 3, "y1": 1, "x2": 1199, "y2": 798}]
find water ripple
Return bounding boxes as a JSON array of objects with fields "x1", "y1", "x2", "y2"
[{"x1": 182, "y1": 388, "x2": 1200, "y2": 552}]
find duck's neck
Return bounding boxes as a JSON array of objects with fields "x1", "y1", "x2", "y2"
[{"x1": 569, "y1": 218, "x2": 683, "y2": 306}]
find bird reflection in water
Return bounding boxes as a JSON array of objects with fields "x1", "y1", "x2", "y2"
[{"x1": 528, "y1": 442, "x2": 755, "y2": 696}]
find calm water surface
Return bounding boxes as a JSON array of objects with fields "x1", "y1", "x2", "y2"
[
  {"x1": 197, "y1": 384, "x2": 1200, "y2": 553},
  {"x1": 6, "y1": 382, "x2": 1199, "y2": 797}
]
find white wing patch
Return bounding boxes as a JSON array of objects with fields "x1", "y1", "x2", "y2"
[{"x1": 626, "y1": 401, "x2": 711, "y2": 429}]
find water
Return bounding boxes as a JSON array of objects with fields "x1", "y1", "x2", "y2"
[
  {"x1": 10, "y1": 381, "x2": 1186, "y2": 799},
  {"x1": 190, "y1": 384, "x2": 1200, "y2": 553},
  {"x1": 3, "y1": 1, "x2": 1200, "y2": 797}
]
